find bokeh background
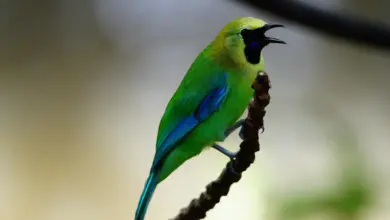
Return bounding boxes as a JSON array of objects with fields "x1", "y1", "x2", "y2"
[{"x1": 1, "y1": 0, "x2": 389, "y2": 219}]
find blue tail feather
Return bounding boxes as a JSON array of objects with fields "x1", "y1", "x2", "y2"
[{"x1": 135, "y1": 171, "x2": 158, "y2": 220}]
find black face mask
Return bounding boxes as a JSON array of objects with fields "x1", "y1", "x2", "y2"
[{"x1": 240, "y1": 24, "x2": 286, "y2": 64}]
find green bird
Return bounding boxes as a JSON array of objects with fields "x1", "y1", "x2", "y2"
[{"x1": 135, "y1": 17, "x2": 285, "y2": 220}]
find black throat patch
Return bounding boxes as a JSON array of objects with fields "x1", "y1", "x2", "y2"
[{"x1": 240, "y1": 29, "x2": 268, "y2": 65}]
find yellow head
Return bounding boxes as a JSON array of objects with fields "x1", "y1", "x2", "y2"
[{"x1": 211, "y1": 17, "x2": 285, "y2": 70}]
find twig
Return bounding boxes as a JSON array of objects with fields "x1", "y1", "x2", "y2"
[{"x1": 170, "y1": 72, "x2": 271, "y2": 220}]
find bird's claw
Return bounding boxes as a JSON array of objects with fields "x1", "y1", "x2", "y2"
[
  {"x1": 212, "y1": 144, "x2": 240, "y2": 176},
  {"x1": 228, "y1": 160, "x2": 241, "y2": 177},
  {"x1": 238, "y1": 127, "x2": 245, "y2": 140},
  {"x1": 216, "y1": 120, "x2": 246, "y2": 176},
  {"x1": 227, "y1": 151, "x2": 238, "y2": 161}
]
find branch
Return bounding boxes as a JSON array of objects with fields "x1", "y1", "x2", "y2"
[{"x1": 170, "y1": 72, "x2": 271, "y2": 220}]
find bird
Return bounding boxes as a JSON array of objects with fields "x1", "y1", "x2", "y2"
[{"x1": 134, "y1": 17, "x2": 285, "y2": 220}]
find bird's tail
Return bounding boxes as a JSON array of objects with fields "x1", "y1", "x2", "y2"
[{"x1": 135, "y1": 171, "x2": 158, "y2": 220}]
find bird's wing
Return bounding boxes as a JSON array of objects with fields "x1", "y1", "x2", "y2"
[{"x1": 151, "y1": 71, "x2": 229, "y2": 170}]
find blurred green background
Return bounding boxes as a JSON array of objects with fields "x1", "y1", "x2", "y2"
[{"x1": 0, "y1": 0, "x2": 389, "y2": 219}]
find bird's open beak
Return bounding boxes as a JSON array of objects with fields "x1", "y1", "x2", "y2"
[
  {"x1": 264, "y1": 36, "x2": 286, "y2": 44},
  {"x1": 259, "y1": 24, "x2": 286, "y2": 44}
]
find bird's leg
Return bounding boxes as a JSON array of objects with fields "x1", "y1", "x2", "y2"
[
  {"x1": 212, "y1": 144, "x2": 240, "y2": 175},
  {"x1": 212, "y1": 144, "x2": 237, "y2": 160},
  {"x1": 224, "y1": 119, "x2": 245, "y2": 140},
  {"x1": 212, "y1": 119, "x2": 246, "y2": 175},
  {"x1": 215, "y1": 119, "x2": 245, "y2": 158}
]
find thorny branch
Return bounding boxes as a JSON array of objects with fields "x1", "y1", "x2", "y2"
[{"x1": 170, "y1": 72, "x2": 272, "y2": 220}]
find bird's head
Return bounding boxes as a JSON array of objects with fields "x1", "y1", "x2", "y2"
[{"x1": 212, "y1": 17, "x2": 285, "y2": 70}]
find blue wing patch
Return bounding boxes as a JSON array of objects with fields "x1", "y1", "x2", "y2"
[
  {"x1": 151, "y1": 85, "x2": 229, "y2": 170},
  {"x1": 194, "y1": 86, "x2": 229, "y2": 121}
]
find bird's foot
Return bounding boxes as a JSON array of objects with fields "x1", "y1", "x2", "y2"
[
  {"x1": 212, "y1": 144, "x2": 240, "y2": 176},
  {"x1": 228, "y1": 160, "x2": 240, "y2": 177},
  {"x1": 238, "y1": 127, "x2": 245, "y2": 140}
]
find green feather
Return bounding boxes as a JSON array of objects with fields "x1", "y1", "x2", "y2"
[
  {"x1": 135, "y1": 17, "x2": 269, "y2": 220},
  {"x1": 155, "y1": 44, "x2": 257, "y2": 183}
]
